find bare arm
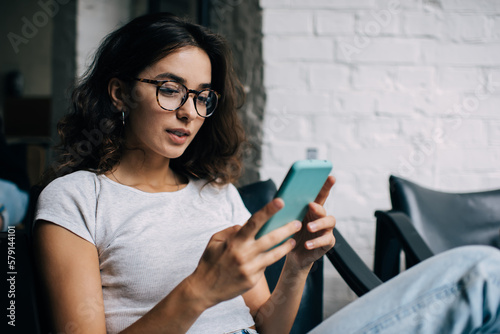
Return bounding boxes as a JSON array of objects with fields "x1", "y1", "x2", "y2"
[
  {"x1": 34, "y1": 221, "x2": 209, "y2": 334},
  {"x1": 34, "y1": 221, "x2": 107, "y2": 333}
]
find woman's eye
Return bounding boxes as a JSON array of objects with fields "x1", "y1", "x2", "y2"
[
  {"x1": 197, "y1": 95, "x2": 208, "y2": 104},
  {"x1": 159, "y1": 87, "x2": 180, "y2": 96}
]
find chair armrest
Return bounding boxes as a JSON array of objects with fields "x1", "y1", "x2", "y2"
[
  {"x1": 375, "y1": 210, "x2": 434, "y2": 266},
  {"x1": 325, "y1": 229, "x2": 382, "y2": 297}
]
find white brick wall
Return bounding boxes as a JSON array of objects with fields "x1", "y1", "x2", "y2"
[
  {"x1": 76, "y1": 0, "x2": 132, "y2": 77},
  {"x1": 260, "y1": 0, "x2": 500, "y2": 318}
]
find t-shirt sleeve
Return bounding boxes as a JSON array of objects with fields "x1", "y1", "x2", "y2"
[
  {"x1": 226, "y1": 183, "x2": 251, "y2": 226},
  {"x1": 35, "y1": 172, "x2": 98, "y2": 245}
]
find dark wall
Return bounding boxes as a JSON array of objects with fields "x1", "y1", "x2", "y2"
[
  {"x1": 50, "y1": 0, "x2": 77, "y2": 159},
  {"x1": 208, "y1": 0, "x2": 265, "y2": 185}
]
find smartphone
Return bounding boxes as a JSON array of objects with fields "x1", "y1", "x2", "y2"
[{"x1": 255, "y1": 159, "x2": 333, "y2": 240}]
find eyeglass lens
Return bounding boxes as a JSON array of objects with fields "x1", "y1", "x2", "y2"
[{"x1": 158, "y1": 81, "x2": 217, "y2": 117}]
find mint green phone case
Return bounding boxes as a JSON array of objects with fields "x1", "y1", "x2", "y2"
[{"x1": 255, "y1": 159, "x2": 333, "y2": 240}]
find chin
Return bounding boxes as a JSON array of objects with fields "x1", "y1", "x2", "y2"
[{"x1": 163, "y1": 148, "x2": 188, "y2": 160}]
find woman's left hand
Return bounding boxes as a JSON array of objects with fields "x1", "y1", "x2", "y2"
[{"x1": 287, "y1": 175, "x2": 336, "y2": 270}]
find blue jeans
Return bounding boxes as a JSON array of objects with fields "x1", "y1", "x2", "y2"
[
  {"x1": 0, "y1": 179, "x2": 29, "y2": 231},
  {"x1": 310, "y1": 245, "x2": 500, "y2": 334}
]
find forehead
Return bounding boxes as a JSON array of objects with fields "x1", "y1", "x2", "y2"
[{"x1": 143, "y1": 46, "x2": 212, "y2": 85}]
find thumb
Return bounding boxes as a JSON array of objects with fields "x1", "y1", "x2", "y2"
[
  {"x1": 305, "y1": 202, "x2": 326, "y2": 222},
  {"x1": 201, "y1": 225, "x2": 241, "y2": 264},
  {"x1": 209, "y1": 225, "x2": 241, "y2": 243}
]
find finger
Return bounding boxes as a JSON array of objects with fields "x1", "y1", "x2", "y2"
[
  {"x1": 255, "y1": 220, "x2": 302, "y2": 252},
  {"x1": 258, "y1": 237, "x2": 297, "y2": 268},
  {"x1": 237, "y1": 198, "x2": 284, "y2": 239},
  {"x1": 206, "y1": 225, "x2": 241, "y2": 246},
  {"x1": 213, "y1": 224, "x2": 241, "y2": 239},
  {"x1": 314, "y1": 175, "x2": 336, "y2": 206},
  {"x1": 304, "y1": 230, "x2": 336, "y2": 251},
  {"x1": 307, "y1": 201, "x2": 327, "y2": 222},
  {"x1": 201, "y1": 225, "x2": 242, "y2": 263},
  {"x1": 307, "y1": 215, "x2": 336, "y2": 233}
]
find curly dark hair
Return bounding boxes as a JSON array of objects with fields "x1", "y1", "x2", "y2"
[{"x1": 43, "y1": 12, "x2": 245, "y2": 187}]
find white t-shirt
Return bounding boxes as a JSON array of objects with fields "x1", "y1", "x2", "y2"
[{"x1": 35, "y1": 170, "x2": 255, "y2": 333}]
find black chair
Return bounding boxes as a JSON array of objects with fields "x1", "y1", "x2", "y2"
[
  {"x1": 325, "y1": 229, "x2": 382, "y2": 297},
  {"x1": 374, "y1": 175, "x2": 500, "y2": 282},
  {"x1": 238, "y1": 179, "x2": 382, "y2": 333}
]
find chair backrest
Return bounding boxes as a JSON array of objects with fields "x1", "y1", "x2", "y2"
[
  {"x1": 238, "y1": 179, "x2": 323, "y2": 334},
  {"x1": 390, "y1": 175, "x2": 500, "y2": 254}
]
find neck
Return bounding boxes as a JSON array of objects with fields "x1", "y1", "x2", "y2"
[{"x1": 107, "y1": 148, "x2": 185, "y2": 193}]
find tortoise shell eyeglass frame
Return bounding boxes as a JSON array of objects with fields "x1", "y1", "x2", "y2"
[{"x1": 132, "y1": 78, "x2": 220, "y2": 118}]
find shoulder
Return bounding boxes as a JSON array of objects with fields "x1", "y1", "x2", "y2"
[
  {"x1": 45, "y1": 170, "x2": 99, "y2": 190},
  {"x1": 35, "y1": 171, "x2": 101, "y2": 244},
  {"x1": 39, "y1": 170, "x2": 100, "y2": 203}
]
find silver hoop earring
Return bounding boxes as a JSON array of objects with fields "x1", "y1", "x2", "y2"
[{"x1": 122, "y1": 111, "x2": 125, "y2": 126}]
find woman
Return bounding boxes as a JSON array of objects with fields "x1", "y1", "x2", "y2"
[
  {"x1": 34, "y1": 12, "x2": 500, "y2": 334},
  {"x1": 35, "y1": 12, "x2": 335, "y2": 334}
]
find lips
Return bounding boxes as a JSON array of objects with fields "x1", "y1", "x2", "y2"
[
  {"x1": 166, "y1": 128, "x2": 191, "y2": 144},
  {"x1": 168, "y1": 130, "x2": 188, "y2": 137},
  {"x1": 166, "y1": 128, "x2": 190, "y2": 136}
]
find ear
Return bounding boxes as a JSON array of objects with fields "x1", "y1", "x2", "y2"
[{"x1": 108, "y1": 78, "x2": 128, "y2": 111}]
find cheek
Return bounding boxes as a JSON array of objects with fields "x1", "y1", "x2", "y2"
[
  {"x1": 130, "y1": 97, "x2": 164, "y2": 124},
  {"x1": 127, "y1": 85, "x2": 151, "y2": 110},
  {"x1": 127, "y1": 109, "x2": 162, "y2": 141}
]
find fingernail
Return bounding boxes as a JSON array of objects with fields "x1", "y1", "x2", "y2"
[
  {"x1": 295, "y1": 221, "x2": 302, "y2": 230},
  {"x1": 274, "y1": 198, "x2": 284, "y2": 208},
  {"x1": 306, "y1": 241, "x2": 314, "y2": 249},
  {"x1": 290, "y1": 239, "x2": 296, "y2": 247},
  {"x1": 309, "y1": 222, "x2": 317, "y2": 232}
]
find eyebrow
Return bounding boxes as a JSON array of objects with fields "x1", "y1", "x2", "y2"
[{"x1": 154, "y1": 72, "x2": 212, "y2": 89}]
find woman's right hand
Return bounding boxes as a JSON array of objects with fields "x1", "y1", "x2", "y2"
[{"x1": 187, "y1": 198, "x2": 301, "y2": 309}]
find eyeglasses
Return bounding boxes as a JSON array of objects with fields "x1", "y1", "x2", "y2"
[{"x1": 133, "y1": 78, "x2": 220, "y2": 118}]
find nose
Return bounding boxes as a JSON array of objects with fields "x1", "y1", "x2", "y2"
[{"x1": 176, "y1": 93, "x2": 198, "y2": 121}]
